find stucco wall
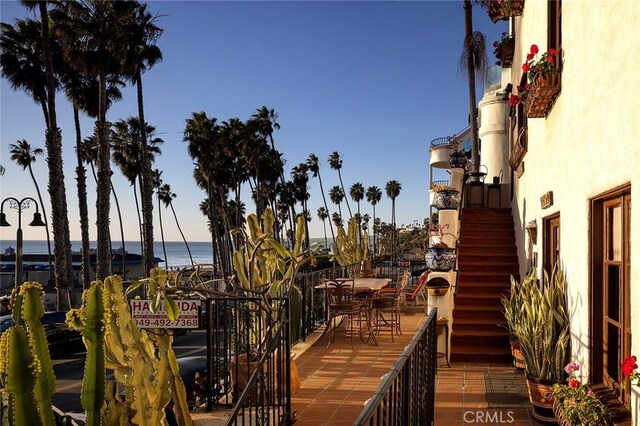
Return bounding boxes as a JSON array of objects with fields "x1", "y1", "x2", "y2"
[{"x1": 507, "y1": 0, "x2": 640, "y2": 414}]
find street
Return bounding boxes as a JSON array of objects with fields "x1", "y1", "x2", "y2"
[{"x1": 52, "y1": 329, "x2": 207, "y2": 413}]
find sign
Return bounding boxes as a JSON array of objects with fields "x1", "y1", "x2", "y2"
[
  {"x1": 540, "y1": 191, "x2": 553, "y2": 209},
  {"x1": 130, "y1": 299, "x2": 200, "y2": 329}
]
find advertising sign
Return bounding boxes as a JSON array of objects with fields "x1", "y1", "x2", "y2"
[{"x1": 129, "y1": 299, "x2": 200, "y2": 329}]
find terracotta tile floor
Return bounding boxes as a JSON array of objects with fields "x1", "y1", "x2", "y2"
[{"x1": 290, "y1": 308, "x2": 544, "y2": 425}]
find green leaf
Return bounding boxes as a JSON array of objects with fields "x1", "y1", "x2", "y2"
[
  {"x1": 162, "y1": 294, "x2": 180, "y2": 321},
  {"x1": 151, "y1": 291, "x2": 162, "y2": 313},
  {"x1": 125, "y1": 280, "x2": 145, "y2": 295}
]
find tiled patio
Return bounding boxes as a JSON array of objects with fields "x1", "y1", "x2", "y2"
[{"x1": 290, "y1": 308, "x2": 542, "y2": 425}]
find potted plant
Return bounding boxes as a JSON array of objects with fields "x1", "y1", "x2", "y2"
[
  {"x1": 230, "y1": 208, "x2": 319, "y2": 401},
  {"x1": 620, "y1": 355, "x2": 640, "y2": 386},
  {"x1": 484, "y1": 0, "x2": 525, "y2": 23},
  {"x1": 493, "y1": 32, "x2": 515, "y2": 68},
  {"x1": 501, "y1": 275, "x2": 525, "y2": 369},
  {"x1": 552, "y1": 362, "x2": 610, "y2": 426},
  {"x1": 509, "y1": 44, "x2": 560, "y2": 118},
  {"x1": 431, "y1": 184, "x2": 460, "y2": 210},
  {"x1": 447, "y1": 138, "x2": 468, "y2": 169},
  {"x1": 424, "y1": 224, "x2": 457, "y2": 272},
  {"x1": 513, "y1": 266, "x2": 571, "y2": 423}
]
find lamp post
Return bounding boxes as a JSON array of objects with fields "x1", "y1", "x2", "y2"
[{"x1": 0, "y1": 197, "x2": 46, "y2": 286}]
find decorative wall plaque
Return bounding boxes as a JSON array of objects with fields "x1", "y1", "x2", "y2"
[{"x1": 540, "y1": 191, "x2": 553, "y2": 209}]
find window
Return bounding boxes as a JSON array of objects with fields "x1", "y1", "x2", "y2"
[
  {"x1": 543, "y1": 213, "x2": 560, "y2": 274},
  {"x1": 548, "y1": 0, "x2": 562, "y2": 56},
  {"x1": 590, "y1": 185, "x2": 631, "y2": 407}
]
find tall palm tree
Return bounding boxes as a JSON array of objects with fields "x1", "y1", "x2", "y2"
[
  {"x1": 328, "y1": 185, "x2": 345, "y2": 218},
  {"x1": 328, "y1": 151, "x2": 352, "y2": 218},
  {"x1": 122, "y1": 2, "x2": 163, "y2": 275},
  {"x1": 291, "y1": 163, "x2": 310, "y2": 248},
  {"x1": 151, "y1": 170, "x2": 168, "y2": 269},
  {"x1": 366, "y1": 186, "x2": 382, "y2": 259},
  {"x1": 460, "y1": 0, "x2": 487, "y2": 174},
  {"x1": 385, "y1": 180, "x2": 402, "y2": 262},
  {"x1": 350, "y1": 182, "x2": 365, "y2": 245},
  {"x1": 317, "y1": 206, "x2": 329, "y2": 249},
  {"x1": 52, "y1": 0, "x2": 138, "y2": 280},
  {"x1": 158, "y1": 182, "x2": 194, "y2": 269},
  {"x1": 9, "y1": 140, "x2": 53, "y2": 275},
  {"x1": 12, "y1": 3, "x2": 74, "y2": 310},
  {"x1": 307, "y1": 153, "x2": 336, "y2": 246},
  {"x1": 331, "y1": 212, "x2": 343, "y2": 229}
]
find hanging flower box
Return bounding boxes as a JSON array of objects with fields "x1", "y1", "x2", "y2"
[
  {"x1": 524, "y1": 74, "x2": 560, "y2": 118},
  {"x1": 486, "y1": 0, "x2": 525, "y2": 23},
  {"x1": 493, "y1": 33, "x2": 515, "y2": 68}
]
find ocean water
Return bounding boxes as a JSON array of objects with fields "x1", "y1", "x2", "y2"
[{"x1": 1, "y1": 238, "x2": 331, "y2": 269}]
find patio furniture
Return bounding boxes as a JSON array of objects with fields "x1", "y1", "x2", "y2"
[
  {"x1": 324, "y1": 278, "x2": 366, "y2": 348},
  {"x1": 404, "y1": 270, "x2": 430, "y2": 306},
  {"x1": 372, "y1": 271, "x2": 411, "y2": 342}
]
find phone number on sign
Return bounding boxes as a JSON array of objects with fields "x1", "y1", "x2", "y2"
[{"x1": 133, "y1": 317, "x2": 199, "y2": 328}]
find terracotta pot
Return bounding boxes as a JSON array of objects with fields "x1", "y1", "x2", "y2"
[{"x1": 525, "y1": 374, "x2": 559, "y2": 424}]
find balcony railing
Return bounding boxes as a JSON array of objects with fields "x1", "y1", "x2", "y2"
[
  {"x1": 353, "y1": 308, "x2": 438, "y2": 425},
  {"x1": 429, "y1": 136, "x2": 453, "y2": 148}
]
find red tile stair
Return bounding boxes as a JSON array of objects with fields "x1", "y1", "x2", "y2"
[{"x1": 451, "y1": 207, "x2": 519, "y2": 363}]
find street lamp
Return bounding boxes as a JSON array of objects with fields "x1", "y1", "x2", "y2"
[{"x1": 0, "y1": 197, "x2": 46, "y2": 286}]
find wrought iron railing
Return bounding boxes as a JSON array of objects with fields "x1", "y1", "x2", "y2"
[
  {"x1": 429, "y1": 136, "x2": 453, "y2": 148},
  {"x1": 353, "y1": 308, "x2": 438, "y2": 426}
]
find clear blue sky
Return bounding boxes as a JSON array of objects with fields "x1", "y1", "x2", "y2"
[{"x1": 0, "y1": 1, "x2": 505, "y2": 244}]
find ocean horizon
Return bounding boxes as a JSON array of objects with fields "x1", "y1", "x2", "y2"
[{"x1": 1, "y1": 238, "x2": 332, "y2": 269}]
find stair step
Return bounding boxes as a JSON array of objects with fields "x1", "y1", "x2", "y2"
[
  {"x1": 453, "y1": 309, "x2": 506, "y2": 322},
  {"x1": 460, "y1": 229, "x2": 515, "y2": 238},
  {"x1": 460, "y1": 222, "x2": 515, "y2": 231},
  {"x1": 457, "y1": 254, "x2": 518, "y2": 263},
  {"x1": 462, "y1": 208, "x2": 512, "y2": 216},
  {"x1": 457, "y1": 245, "x2": 516, "y2": 255},
  {"x1": 458, "y1": 237, "x2": 516, "y2": 246},
  {"x1": 453, "y1": 321, "x2": 507, "y2": 334},
  {"x1": 451, "y1": 333, "x2": 510, "y2": 348},
  {"x1": 450, "y1": 347, "x2": 512, "y2": 363},
  {"x1": 455, "y1": 296, "x2": 504, "y2": 307},
  {"x1": 456, "y1": 263, "x2": 519, "y2": 274}
]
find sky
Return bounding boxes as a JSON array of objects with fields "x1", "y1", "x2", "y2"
[{"x1": 0, "y1": 0, "x2": 506, "y2": 244}]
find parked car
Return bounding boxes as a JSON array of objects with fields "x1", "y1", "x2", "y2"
[{"x1": 0, "y1": 312, "x2": 83, "y2": 357}]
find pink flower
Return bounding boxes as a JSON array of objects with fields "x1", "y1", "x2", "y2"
[
  {"x1": 587, "y1": 389, "x2": 594, "y2": 396},
  {"x1": 530, "y1": 44, "x2": 539, "y2": 54},
  {"x1": 565, "y1": 361, "x2": 580, "y2": 375}
]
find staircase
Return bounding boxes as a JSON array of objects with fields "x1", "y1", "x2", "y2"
[{"x1": 451, "y1": 207, "x2": 519, "y2": 363}]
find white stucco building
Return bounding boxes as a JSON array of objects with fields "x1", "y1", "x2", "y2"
[{"x1": 479, "y1": 0, "x2": 640, "y2": 419}]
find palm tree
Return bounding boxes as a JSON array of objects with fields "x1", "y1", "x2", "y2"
[
  {"x1": 51, "y1": 0, "x2": 138, "y2": 280},
  {"x1": 291, "y1": 163, "x2": 310, "y2": 248},
  {"x1": 122, "y1": 2, "x2": 163, "y2": 275},
  {"x1": 317, "y1": 206, "x2": 329, "y2": 249},
  {"x1": 306, "y1": 153, "x2": 336, "y2": 246},
  {"x1": 331, "y1": 212, "x2": 343, "y2": 229},
  {"x1": 328, "y1": 151, "x2": 352, "y2": 218},
  {"x1": 385, "y1": 180, "x2": 402, "y2": 262},
  {"x1": 328, "y1": 185, "x2": 345, "y2": 218},
  {"x1": 350, "y1": 182, "x2": 365, "y2": 245},
  {"x1": 9, "y1": 140, "x2": 53, "y2": 275},
  {"x1": 366, "y1": 186, "x2": 382, "y2": 259},
  {"x1": 460, "y1": 0, "x2": 487, "y2": 174},
  {"x1": 158, "y1": 182, "x2": 194, "y2": 269},
  {"x1": 8, "y1": 4, "x2": 74, "y2": 309}
]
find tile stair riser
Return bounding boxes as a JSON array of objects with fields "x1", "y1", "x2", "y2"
[
  {"x1": 459, "y1": 229, "x2": 516, "y2": 239},
  {"x1": 457, "y1": 254, "x2": 519, "y2": 263},
  {"x1": 451, "y1": 334, "x2": 510, "y2": 347},
  {"x1": 458, "y1": 237, "x2": 517, "y2": 246},
  {"x1": 457, "y1": 245, "x2": 517, "y2": 255},
  {"x1": 455, "y1": 263, "x2": 519, "y2": 273}
]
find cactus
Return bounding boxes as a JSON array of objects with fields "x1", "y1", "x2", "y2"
[
  {"x1": 0, "y1": 282, "x2": 56, "y2": 426},
  {"x1": 333, "y1": 217, "x2": 369, "y2": 267},
  {"x1": 66, "y1": 283, "x2": 106, "y2": 426}
]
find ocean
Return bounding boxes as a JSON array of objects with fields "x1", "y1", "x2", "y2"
[{"x1": 1, "y1": 238, "x2": 331, "y2": 269}]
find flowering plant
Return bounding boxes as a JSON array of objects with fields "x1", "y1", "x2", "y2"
[
  {"x1": 509, "y1": 83, "x2": 530, "y2": 107},
  {"x1": 430, "y1": 184, "x2": 457, "y2": 192},
  {"x1": 427, "y1": 224, "x2": 457, "y2": 249},
  {"x1": 492, "y1": 32, "x2": 514, "y2": 65},
  {"x1": 522, "y1": 43, "x2": 558, "y2": 81},
  {"x1": 620, "y1": 355, "x2": 640, "y2": 387},
  {"x1": 551, "y1": 362, "x2": 609, "y2": 426}
]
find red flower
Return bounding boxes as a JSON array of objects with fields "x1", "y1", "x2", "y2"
[
  {"x1": 525, "y1": 84, "x2": 530, "y2": 89},
  {"x1": 530, "y1": 44, "x2": 539, "y2": 54},
  {"x1": 547, "y1": 56, "x2": 554, "y2": 63},
  {"x1": 509, "y1": 95, "x2": 520, "y2": 106},
  {"x1": 493, "y1": 41, "x2": 499, "y2": 47},
  {"x1": 568, "y1": 379, "x2": 580, "y2": 389},
  {"x1": 549, "y1": 48, "x2": 557, "y2": 56},
  {"x1": 522, "y1": 63, "x2": 530, "y2": 72},
  {"x1": 526, "y1": 52, "x2": 534, "y2": 61},
  {"x1": 621, "y1": 356, "x2": 638, "y2": 377}
]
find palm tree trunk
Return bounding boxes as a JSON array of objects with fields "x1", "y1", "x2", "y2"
[
  {"x1": 322, "y1": 219, "x2": 328, "y2": 248},
  {"x1": 465, "y1": 0, "x2": 480, "y2": 174},
  {"x1": 169, "y1": 202, "x2": 194, "y2": 268},
  {"x1": 135, "y1": 70, "x2": 155, "y2": 276},
  {"x1": 73, "y1": 105, "x2": 91, "y2": 288},
  {"x1": 317, "y1": 173, "x2": 336, "y2": 245},
  {"x1": 39, "y1": 0, "x2": 74, "y2": 310},
  {"x1": 110, "y1": 179, "x2": 126, "y2": 279},
  {"x1": 338, "y1": 170, "x2": 352, "y2": 218},
  {"x1": 158, "y1": 194, "x2": 168, "y2": 270},
  {"x1": 134, "y1": 178, "x2": 144, "y2": 256},
  {"x1": 96, "y1": 71, "x2": 112, "y2": 280},
  {"x1": 26, "y1": 164, "x2": 52, "y2": 279},
  {"x1": 372, "y1": 205, "x2": 377, "y2": 259}
]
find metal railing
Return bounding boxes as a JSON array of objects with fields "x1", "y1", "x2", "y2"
[
  {"x1": 353, "y1": 308, "x2": 438, "y2": 426},
  {"x1": 429, "y1": 136, "x2": 453, "y2": 148},
  {"x1": 206, "y1": 296, "x2": 293, "y2": 425}
]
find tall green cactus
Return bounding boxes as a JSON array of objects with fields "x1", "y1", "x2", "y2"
[
  {"x1": 333, "y1": 217, "x2": 369, "y2": 267},
  {"x1": 0, "y1": 282, "x2": 56, "y2": 426}
]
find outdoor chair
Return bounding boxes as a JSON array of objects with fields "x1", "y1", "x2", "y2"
[
  {"x1": 403, "y1": 270, "x2": 430, "y2": 306},
  {"x1": 372, "y1": 271, "x2": 411, "y2": 342},
  {"x1": 324, "y1": 279, "x2": 366, "y2": 348}
]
